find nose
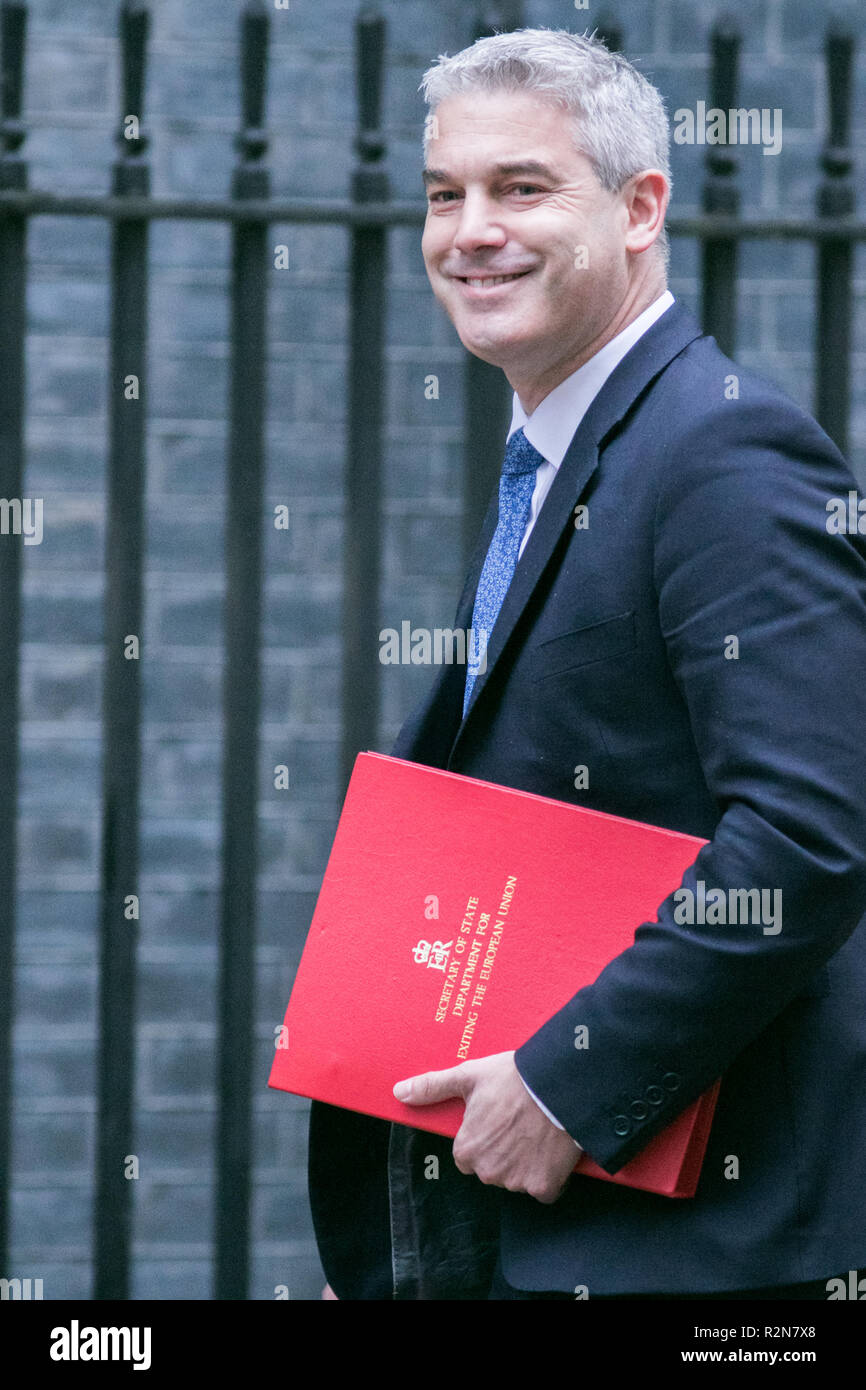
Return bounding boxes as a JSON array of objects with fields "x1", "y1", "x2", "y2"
[{"x1": 451, "y1": 189, "x2": 508, "y2": 255}]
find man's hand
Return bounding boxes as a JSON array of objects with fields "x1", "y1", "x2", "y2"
[{"x1": 393, "y1": 1050, "x2": 581, "y2": 1204}]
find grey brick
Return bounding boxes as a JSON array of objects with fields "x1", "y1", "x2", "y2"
[
  {"x1": 2, "y1": 1260, "x2": 91, "y2": 1300},
  {"x1": 140, "y1": 890, "x2": 218, "y2": 946},
  {"x1": 27, "y1": 350, "x2": 107, "y2": 419},
  {"x1": 14, "y1": 965, "x2": 97, "y2": 1032},
  {"x1": 141, "y1": 1036, "x2": 215, "y2": 1101},
  {"x1": 137, "y1": 958, "x2": 217, "y2": 1027},
  {"x1": 257, "y1": 812, "x2": 336, "y2": 883},
  {"x1": 130, "y1": 1259, "x2": 212, "y2": 1300},
  {"x1": 270, "y1": 352, "x2": 347, "y2": 426},
  {"x1": 13, "y1": 1111, "x2": 93, "y2": 1175},
  {"x1": 27, "y1": 217, "x2": 111, "y2": 268},
  {"x1": 20, "y1": 509, "x2": 104, "y2": 572},
  {"x1": 17, "y1": 891, "x2": 99, "y2": 947},
  {"x1": 259, "y1": 736, "x2": 340, "y2": 802},
  {"x1": 150, "y1": 348, "x2": 229, "y2": 420},
  {"x1": 140, "y1": 738, "x2": 222, "y2": 814},
  {"x1": 260, "y1": 652, "x2": 340, "y2": 727},
  {"x1": 140, "y1": 818, "x2": 222, "y2": 880},
  {"x1": 388, "y1": 357, "x2": 464, "y2": 428},
  {"x1": 780, "y1": 0, "x2": 864, "y2": 55},
  {"x1": 155, "y1": 134, "x2": 234, "y2": 201},
  {"x1": 256, "y1": 887, "x2": 320, "y2": 952},
  {"x1": 28, "y1": 46, "x2": 112, "y2": 117},
  {"x1": 146, "y1": 507, "x2": 225, "y2": 572},
  {"x1": 24, "y1": 129, "x2": 115, "y2": 195},
  {"x1": 19, "y1": 740, "x2": 101, "y2": 810},
  {"x1": 266, "y1": 423, "x2": 344, "y2": 497},
  {"x1": 383, "y1": 431, "x2": 462, "y2": 501},
  {"x1": 743, "y1": 58, "x2": 817, "y2": 133},
  {"x1": 14, "y1": 1037, "x2": 95, "y2": 1102},
  {"x1": 29, "y1": 276, "x2": 108, "y2": 337},
  {"x1": 251, "y1": 1251, "x2": 325, "y2": 1302},
  {"x1": 18, "y1": 819, "x2": 99, "y2": 879},
  {"x1": 283, "y1": 60, "x2": 356, "y2": 130},
  {"x1": 150, "y1": 428, "x2": 228, "y2": 497},
  {"x1": 172, "y1": 0, "x2": 247, "y2": 42},
  {"x1": 31, "y1": 0, "x2": 114, "y2": 33},
  {"x1": 772, "y1": 282, "x2": 819, "y2": 358},
  {"x1": 155, "y1": 588, "x2": 223, "y2": 648},
  {"x1": 263, "y1": 508, "x2": 342, "y2": 576},
  {"x1": 136, "y1": 1180, "x2": 211, "y2": 1244},
  {"x1": 268, "y1": 281, "x2": 348, "y2": 347},
  {"x1": 271, "y1": 223, "x2": 348, "y2": 277},
  {"x1": 11, "y1": 1186, "x2": 91, "y2": 1251},
  {"x1": 665, "y1": 0, "x2": 770, "y2": 56},
  {"x1": 133, "y1": 1111, "x2": 214, "y2": 1171},
  {"x1": 150, "y1": 221, "x2": 231, "y2": 272},
  {"x1": 254, "y1": 1105, "x2": 310, "y2": 1173},
  {"x1": 25, "y1": 434, "x2": 107, "y2": 493},
  {"x1": 252, "y1": 1180, "x2": 318, "y2": 1244},
  {"x1": 142, "y1": 655, "x2": 223, "y2": 724},
  {"x1": 152, "y1": 53, "x2": 240, "y2": 124},
  {"x1": 262, "y1": 583, "x2": 341, "y2": 649},
  {"x1": 20, "y1": 652, "x2": 102, "y2": 721},
  {"x1": 387, "y1": 509, "x2": 462, "y2": 579},
  {"x1": 151, "y1": 279, "x2": 229, "y2": 345}
]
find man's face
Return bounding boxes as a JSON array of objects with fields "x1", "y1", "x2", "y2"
[{"x1": 421, "y1": 89, "x2": 636, "y2": 397}]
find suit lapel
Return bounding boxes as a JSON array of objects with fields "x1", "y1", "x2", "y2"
[
  {"x1": 394, "y1": 300, "x2": 706, "y2": 766},
  {"x1": 388, "y1": 482, "x2": 500, "y2": 764}
]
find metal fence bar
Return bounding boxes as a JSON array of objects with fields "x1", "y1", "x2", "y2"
[
  {"x1": 0, "y1": 0, "x2": 27, "y2": 1284},
  {"x1": 92, "y1": 0, "x2": 151, "y2": 1302},
  {"x1": 214, "y1": 0, "x2": 271, "y2": 1303},
  {"x1": 815, "y1": 23, "x2": 856, "y2": 457},
  {"x1": 340, "y1": 4, "x2": 389, "y2": 794},
  {"x1": 0, "y1": 191, "x2": 865, "y2": 242},
  {"x1": 701, "y1": 18, "x2": 741, "y2": 356}
]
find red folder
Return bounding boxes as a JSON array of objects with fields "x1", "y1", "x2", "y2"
[{"x1": 269, "y1": 752, "x2": 721, "y2": 1197}]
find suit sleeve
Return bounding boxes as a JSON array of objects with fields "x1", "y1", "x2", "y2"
[{"x1": 514, "y1": 395, "x2": 866, "y2": 1173}]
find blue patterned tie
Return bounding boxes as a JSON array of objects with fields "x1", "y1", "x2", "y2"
[{"x1": 463, "y1": 427, "x2": 546, "y2": 715}]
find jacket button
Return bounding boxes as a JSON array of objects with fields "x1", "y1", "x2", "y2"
[
  {"x1": 662, "y1": 1071, "x2": 680, "y2": 1091},
  {"x1": 645, "y1": 1084, "x2": 664, "y2": 1105},
  {"x1": 630, "y1": 1101, "x2": 648, "y2": 1120},
  {"x1": 613, "y1": 1115, "x2": 631, "y2": 1136}
]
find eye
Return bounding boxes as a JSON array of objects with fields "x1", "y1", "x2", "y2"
[
  {"x1": 509, "y1": 184, "x2": 543, "y2": 196},
  {"x1": 427, "y1": 190, "x2": 459, "y2": 203}
]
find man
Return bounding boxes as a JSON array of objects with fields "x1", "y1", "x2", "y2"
[{"x1": 309, "y1": 28, "x2": 866, "y2": 1299}]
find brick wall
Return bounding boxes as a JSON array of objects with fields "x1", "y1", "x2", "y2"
[{"x1": 8, "y1": 0, "x2": 865, "y2": 1301}]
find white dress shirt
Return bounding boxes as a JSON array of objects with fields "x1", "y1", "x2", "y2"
[{"x1": 508, "y1": 290, "x2": 676, "y2": 1138}]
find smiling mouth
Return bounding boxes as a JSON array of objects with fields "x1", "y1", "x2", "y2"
[{"x1": 456, "y1": 270, "x2": 533, "y2": 288}]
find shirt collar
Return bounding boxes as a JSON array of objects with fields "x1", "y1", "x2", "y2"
[{"x1": 508, "y1": 290, "x2": 676, "y2": 467}]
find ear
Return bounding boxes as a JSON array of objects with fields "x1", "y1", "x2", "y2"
[{"x1": 621, "y1": 168, "x2": 670, "y2": 256}]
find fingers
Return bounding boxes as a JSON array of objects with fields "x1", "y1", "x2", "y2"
[
  {"x1": 393, "y1": 1063, "x2": 470, "y2": 1106},
  {"x1": 452, "y1": 1148, "x2": 568, "y2": 1202}
]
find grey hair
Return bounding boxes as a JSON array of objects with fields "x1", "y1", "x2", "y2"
[{"x1": 419, "y1": 27, "x2": 671, "y2": 268}]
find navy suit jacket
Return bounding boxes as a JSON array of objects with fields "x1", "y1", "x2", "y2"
[{"x1": 308, "y1": 298, "x2": 866, "y2": 1296}]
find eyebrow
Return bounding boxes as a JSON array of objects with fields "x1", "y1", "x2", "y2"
[{"x1": 421, "y1": 159, "x2": 562, "y2": 189}]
